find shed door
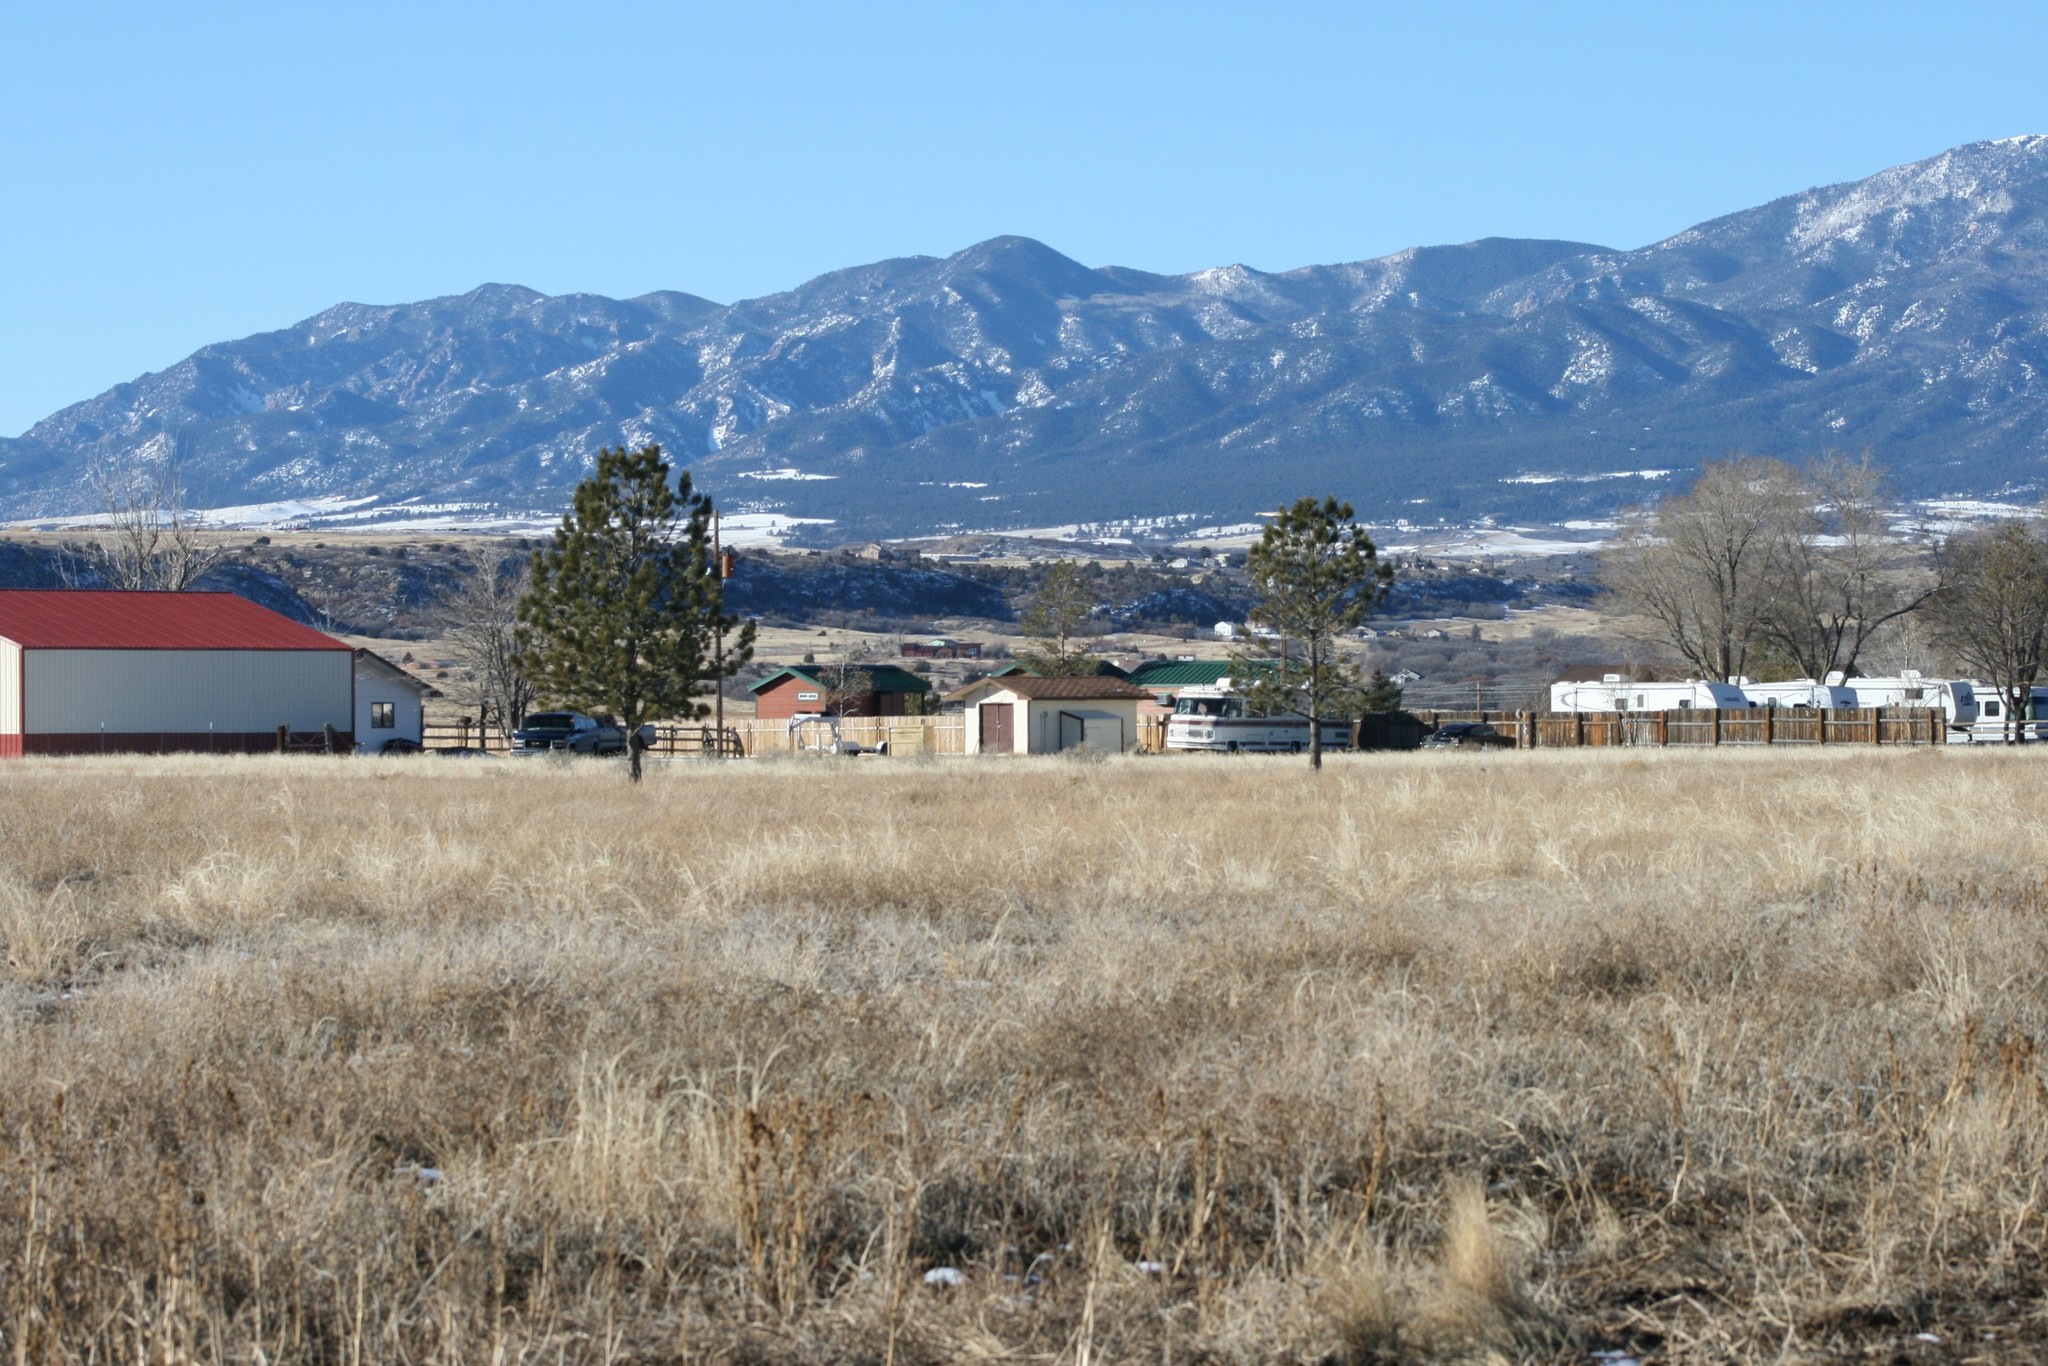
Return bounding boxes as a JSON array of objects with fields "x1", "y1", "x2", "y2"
[{"x1": 979, "y1": 703, "x2": 1014, "y2": 753}]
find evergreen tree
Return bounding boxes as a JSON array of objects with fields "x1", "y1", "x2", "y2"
[
  {"x1": 1236, "y1": 496, "x2": 1392, "y2": 770},
  {"x1": 1019, "y1": 561, "x2": 1098, "y2": 675},
  {"x1": 515, "y1": 444, "x2": 754, "y2": 781},
  {"x1": 1360, "y1": 668, "x2": 1405, "y2": 712}
]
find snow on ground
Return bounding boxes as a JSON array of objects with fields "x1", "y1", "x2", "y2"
[
  {"x1": 735, "y1": 467, "x2": 838, "y2": 481},
  {"x1": 716, "y1": 513, "x2": 838, "y2": 546},
  {"x1": 8, "y1": 496, "x2": 833, "y2": 545},
  {"x1": 1501, "y1": 469, "x2": 1671, "y2": 485},
  {"x1": 1381, "y1": 527, "x2": 1611, "y2": 559}
]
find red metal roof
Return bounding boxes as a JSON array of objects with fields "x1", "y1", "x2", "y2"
[{"x1": 0, "y1": 591, "x2": 349, "y2": 651}]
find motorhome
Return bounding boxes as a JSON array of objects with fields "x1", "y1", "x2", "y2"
[
  {"x1": 1548, "y1": 677, "x2": 1750, "y2": 712},
  {"x1": 1165, "y1": 682, "x2": 1354, "y2": 753}
]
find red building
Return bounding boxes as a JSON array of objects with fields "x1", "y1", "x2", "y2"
[
  {"x1": 749, "y1": 664, "x2": 934, "y2": 720},
  {"x1": 0, "y1": 590, "x2": 354, "y2": 757}
]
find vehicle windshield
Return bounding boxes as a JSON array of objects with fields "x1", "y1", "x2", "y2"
[
  {"x1": 520, "y1": 713, "x2": 575, "y2": 730},
  {"x1": 1174, "y1": 697, "x2": 1240, "y2": 718}
]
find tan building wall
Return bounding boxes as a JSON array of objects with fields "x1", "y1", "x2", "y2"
[{"x1": 960, "y1": 687, "x2": 1139, "y2": 755}]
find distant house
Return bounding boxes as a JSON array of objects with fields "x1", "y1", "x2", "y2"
[
  {"x1": 947, "y1": 674, "x2": 1149, "y2": 755},
  {"x1": 0, "y1": 589, "x2": 352, "y2": 756},
  {"x1": 900, "y1": 638, "x2": 983, "y2": 660},
  {"x1": 750, "y1": 664, "x2": 933, "y2": 720},
  {"x1": 353, "y1": 648, "x2": 437, "y2": 752}
]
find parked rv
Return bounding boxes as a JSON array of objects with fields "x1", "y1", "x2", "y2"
[
  {"x1": 1835, "y1": 675, "x2": 1978, "y2": 730},
  {"x1": 1956, "y1": 684, "x2": 2048, "y2": 742},
  {"x1": 1548, "y1": 677, "x2": 1751, "y2": 712},
  {"x1": 1739, "y1": 680, "x2": 1859, "y2": 709},
  {"x1": 1166, "y1": 683, "x2": 1354, "y2": 754}
]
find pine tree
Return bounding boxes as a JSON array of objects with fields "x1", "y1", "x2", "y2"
[
  {"x1": 1236, "y1": 496, "x2": 1392, "y2": 770},
  {"x1": 1019, "y1": 561, "x2": 1099, "y2": 675},
  {"x1": 1360, "y1": 668, "x2": 1405, "y2": 713},
  {"x1": 515, "y1": 444, "x2": 754, "y2": 781}
]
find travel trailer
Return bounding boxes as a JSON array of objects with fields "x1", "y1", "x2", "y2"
[
  {"x1": 1835, "y1": 674, "x2": 1978, "y2": 730},
  {"x1": 1548, "y1": 676, "x2": 1750, "y2": 713},
  {"x1": 1956, "y1": 684, "x2": 2048, "y2": 742},
  {"x1": 1165, "y1": 682, "x2": 1354, "y2": 753},
  {"x1": 1738, "y1": 680, "x2": 1859, "y2": 709}
]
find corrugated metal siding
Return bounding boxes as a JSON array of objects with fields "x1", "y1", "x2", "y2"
[
  {"x1": 0, "y1": 639, "x2": 19, "y2": 734},
  {"x1": 0, "y1": 591, "x2": 348, "y2": 650},
  {"x1": 23, "y1": 649, "x2": 352, "y2": 734}
]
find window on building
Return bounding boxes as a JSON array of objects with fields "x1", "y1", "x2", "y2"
[{"x1": 370, "y1": 701, "x2": 395, "y2": 729}]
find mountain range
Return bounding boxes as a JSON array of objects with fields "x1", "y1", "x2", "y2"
[{"x1": 7, "y1": 136, "x2": 2048, "y2": 540}]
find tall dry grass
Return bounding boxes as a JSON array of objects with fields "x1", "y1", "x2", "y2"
[{"x1": 3, "y1": 746, "x2": 2047, "y2": 1361}]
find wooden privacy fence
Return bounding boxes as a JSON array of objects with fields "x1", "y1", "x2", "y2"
[
  {"x1": 420, "y1": 716, "x2": 967, "y2": 757},
  {"x1": 1525, "y1": 707, "x2": 1946, "y2": 748}
]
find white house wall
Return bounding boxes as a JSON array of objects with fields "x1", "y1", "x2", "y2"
[
  {"x1": 0, "y1": 639, "x2": 20, "y2": 735},
  {"x1": 23, "y1": 649, "x2": 352, "y2": 734},
  {"x1": 354, "y1": 673, "x2": 424, "y2": 749}
]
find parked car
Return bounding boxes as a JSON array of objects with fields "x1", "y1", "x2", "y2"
[
  {"x1": 1420, "y1": 722, "x2": 1514, "y2": 750},
  {"x1": 510, "y1": 711, "x2": 629, "y2": 756}
]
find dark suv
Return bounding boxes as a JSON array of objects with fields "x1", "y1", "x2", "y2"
[
  {"x1": 1420, "y1": 722, "x2": 1514, "y2": 750},
  {"x1": 510, "y1": 711, "x2": 629, "y2": 757}
]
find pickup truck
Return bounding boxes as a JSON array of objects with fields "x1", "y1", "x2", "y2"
[{"x1": 509, "y1": 711, "x2": 630, "y2": 757}]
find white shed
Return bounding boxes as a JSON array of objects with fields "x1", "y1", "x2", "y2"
[
  {"x1": 947, "y1": 674, "x2": 1148, "y2": 755},
  {"x1": 353, "y1": 649, "x2": 437, "y2": 752},
  {"x1": 0, "y1": 589, "x2": 353, "y2": 756}
]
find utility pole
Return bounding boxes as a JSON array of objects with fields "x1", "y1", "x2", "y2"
[{"x1": 713, "y1": 511, "x2": 725, "y2": 750}]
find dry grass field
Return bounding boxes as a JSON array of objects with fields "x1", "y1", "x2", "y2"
[{"x1": 4, "y1": 748, "x2": 2047, "y2": 1362}]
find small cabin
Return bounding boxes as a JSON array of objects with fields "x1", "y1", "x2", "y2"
[
  {"x1": 947, "y1": 674, "x2": 1149, "y2": 755},
  {"x1": 750, "y1": 664, "x2": 933, "y2": 721}
]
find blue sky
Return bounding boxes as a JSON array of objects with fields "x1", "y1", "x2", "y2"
[{"x1": 5, "y1": 1, "x2": 2048, "y2": 436}]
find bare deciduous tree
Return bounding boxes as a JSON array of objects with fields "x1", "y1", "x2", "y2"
[
  {"x1": 1603, "y1": 454, "x2": 1931, "y2": 684},
  {"x1": 446, "y1": 554, "x2": 536, "y2": 745},
  {"x1": 1602, "y1": 456, "x2": 1802, "y2": 682},
  {"x1": 1930, "y1": 518, "x2": 2048, "y2": 742},
  {"x1": 79, "y1": 453, "x2": 223, "y2": 591},
  {"x1": 1758, "y1": 454, "x2": 1936, "y2": 680},
  {"x1": 816, "y1": 651, "x2": 877, "y2": 718}
]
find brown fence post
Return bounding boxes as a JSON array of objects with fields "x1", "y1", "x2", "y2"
[
  {"x1": 1576, "y1": 712, "x2": 1586, "y2": 748},
  {"x1": 1818, "y1": 711, "x2": 1829, "y2": 745},
  {"x1": 323, "y1": 723, "x2": 338, "y2": 754},
  {"x1": 276, "y1": 724, "x2": 289, "y2": 754},
  {"x1": 1710, "y1": 709, "x2": 1721, "y2": 746},
  {"x1": 1764, "y1": 707, "x2": 1774, "y2": 746}
]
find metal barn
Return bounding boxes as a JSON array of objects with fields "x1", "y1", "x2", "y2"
[{"x1": 0, "y1": 590, "x2": 354, "y2": 757}]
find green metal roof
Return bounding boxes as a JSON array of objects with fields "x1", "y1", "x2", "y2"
[
  {"x1": 749, "y1": 664, "x2": 932, "y2": 695},
  {"x1": 988, "y1": 660, "x2": 1130, "y2": 680},
  {"x1": 1124, "y1": 659, "x2": 1236, "y2": 688}
]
